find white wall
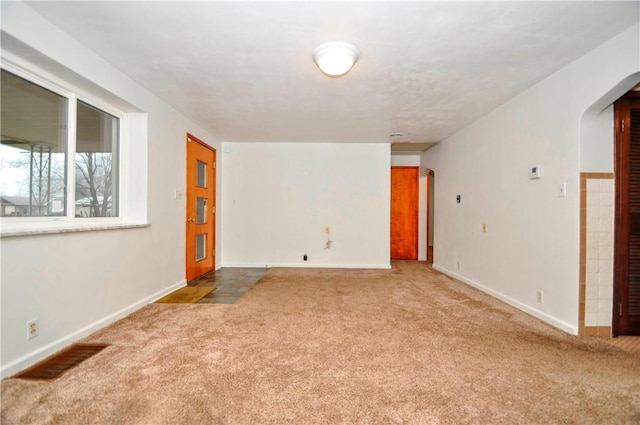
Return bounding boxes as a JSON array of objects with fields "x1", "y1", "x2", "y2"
[
  {"x1": 422, "y1": 22, "x2": 640, "y2": 334},
  {"x1": 580, "y1": 75, "x2": 640, "y2": 175},
  {"x1": 391, "y1": 154, "x2": 427, "y2": 261},
  {"x1": 221, "y1": 142, "x2": 390, "y2": 269},
  {"x1": 580, "y1": 105, "x2": 614, "y2": 173},
  {"x1": 0, "y1": 2, "x2": 222, "y2": 377}
]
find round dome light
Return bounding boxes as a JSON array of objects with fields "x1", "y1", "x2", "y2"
[{"x1": 313, "y1": 41, "x2": 360, "y2": 77}]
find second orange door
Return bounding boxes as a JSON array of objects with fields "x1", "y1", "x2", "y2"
[{"x1": 391, "y1": 166, "x2": 419, "y2": 260}]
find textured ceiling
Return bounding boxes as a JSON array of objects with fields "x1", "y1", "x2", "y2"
[{"x1": 24, "y1": 1, "x2": 640, "y2": 145}]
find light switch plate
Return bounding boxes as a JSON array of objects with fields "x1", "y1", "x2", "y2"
[{"x1": 558, "y1": 182, "x2": 567, "y2": 197}]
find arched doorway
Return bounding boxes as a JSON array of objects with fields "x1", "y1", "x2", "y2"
[
  {"x1": 579, "y1": 73, "x2": 639, "y2": 337},
  {"x1": 426, "y1": 169, "x2": 435, "y2": 264}
]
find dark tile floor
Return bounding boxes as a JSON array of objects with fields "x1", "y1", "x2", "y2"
[{"x1": 188, "y1": 267, "x2": 268, "y2": 304}]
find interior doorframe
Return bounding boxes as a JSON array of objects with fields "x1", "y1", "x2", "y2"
[{"x1": 426, "y1": 169, "x2": 434, "y2": 263}]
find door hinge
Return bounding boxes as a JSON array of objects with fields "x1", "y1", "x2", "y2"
[
  {"x1": 619, "y1": 303, "x2": 623, "y2": 316},
  {"x1": 212, "y1": 206, "x2": 216, "y2": 214},
  {"x1": 620, "y1": 120, "x2": 626, "y2": 132},
  {"x1": 212, "y1": 248, "x2": 215, "y2": 256},
  {"x1": 212, "y1": 162, "x2": 216, "y2": 169}
]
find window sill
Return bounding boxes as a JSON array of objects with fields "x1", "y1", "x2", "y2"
[{"x1": 0, "y1": 222, "x2": 150, "y2": 238}]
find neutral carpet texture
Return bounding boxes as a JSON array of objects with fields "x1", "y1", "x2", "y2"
[{"x1": 2, "y1": 262, "x2": 639, "y2": 424}]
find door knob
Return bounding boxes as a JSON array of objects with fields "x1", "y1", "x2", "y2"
[{"x1": 187, "y1": 218, "x2": 195, "y2": 222}]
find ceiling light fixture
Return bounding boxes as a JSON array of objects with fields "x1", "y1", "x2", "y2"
[{"x1": 313, "y1": 41, "x2": 359, "y2": 77}]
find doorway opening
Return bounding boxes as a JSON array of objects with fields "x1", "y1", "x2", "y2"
[{"x1": 426, "y1": 169, "x2": 435, "y2": 264}]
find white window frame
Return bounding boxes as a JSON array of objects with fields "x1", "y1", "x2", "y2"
[
  {"x1": 73, "y1": 95, "x2": 123, "y2": 220},
  {"x1": 0, "y1": 61, "x2": 131, "y2": 235}
]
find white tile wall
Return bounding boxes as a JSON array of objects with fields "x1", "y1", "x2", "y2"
[{"x1": 585, "y1": 178, "x2": 614, "y2": 327}]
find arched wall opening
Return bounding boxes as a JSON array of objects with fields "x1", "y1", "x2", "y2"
[
  {"x1": 578, "y1": 72, "x2": 640, "y2": 337},
  {"x1": 426, "y1": 168, "x2": 435, "y2": 263}
]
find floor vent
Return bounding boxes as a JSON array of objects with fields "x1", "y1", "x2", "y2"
[{"x1": 14, "y1": 343, "x2": 109, "y2": 381}]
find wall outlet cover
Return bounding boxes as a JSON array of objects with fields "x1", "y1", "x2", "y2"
[{"x1": 27, "y1": 319, "x2": 39, "y2": 339}]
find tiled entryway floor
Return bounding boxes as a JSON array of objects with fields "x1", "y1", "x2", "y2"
[{"x1": 188, "y1": 267, "x2": 268, "y2": 304}]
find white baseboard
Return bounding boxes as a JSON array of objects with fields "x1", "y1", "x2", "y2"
[
  {"x1": 1, "y1": 280, "x2": 186, "y2": 379},
  {"x1": 432, "y1": 264, "x2": 577, "y2": 335},
  {"x1": 221, "y1": 262, "x2": 392, "y2": 270}
]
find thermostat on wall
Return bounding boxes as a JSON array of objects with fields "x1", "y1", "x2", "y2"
[{"x1": 529, "y1": 165, "x2": 543, "y2": 179}]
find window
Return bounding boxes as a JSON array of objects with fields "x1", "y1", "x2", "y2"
[
  {"x1": 75, "y1": 101, "x2": 119, "y2": 217},
  {"x1": 0, "y1": 70, "x2": 67, "y2": 217},
  {"x1": 1, "y1": 69, "x2": 120, "y2": 220}
]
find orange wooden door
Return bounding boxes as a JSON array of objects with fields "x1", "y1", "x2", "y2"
[
  {"x1": 186, "y1": 134, "x2": 216, "y2": 282},
  {"x1": 391, "y1": 166, "x2": 419, "y2": 260}
]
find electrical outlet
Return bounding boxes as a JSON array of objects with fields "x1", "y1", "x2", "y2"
[
  {"x1": 536, "y1": 291, "x2": 544, "y2": 304},
  {"x1": 324, "y1": 226, "x2": 330, "y2": 234},
  {"x1": 457, "y1": 261, "x2": 461, "y2": 270},
  {"x1": 27, "y1": 319, "x2": 39, "y2": 340}
]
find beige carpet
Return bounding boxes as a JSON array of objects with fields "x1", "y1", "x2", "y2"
[{"x1": 2, "y1": 262, "x2": 639, "y2": 424}]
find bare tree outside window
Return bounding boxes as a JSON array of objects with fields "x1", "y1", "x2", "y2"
[
  {"x1": 75, "y1": 152, "x2": 114, "y2": 217},
  {"x1": 75, "y1": 101, "x2": 119, "y2": 218}
]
